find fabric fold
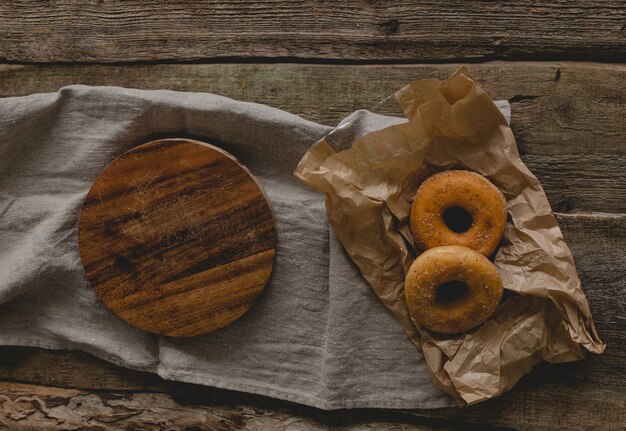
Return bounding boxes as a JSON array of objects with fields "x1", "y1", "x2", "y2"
[{"x1": 1, "y1": 86, "x2": 453, "y2": 410}]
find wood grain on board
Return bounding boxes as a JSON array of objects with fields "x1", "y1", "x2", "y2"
[
  {"x1": 1, "y1": 1, "x2": 625, "y2": 63},
  {"x1": 78, "y1": 138, "x2": 276, "y2": 337}
]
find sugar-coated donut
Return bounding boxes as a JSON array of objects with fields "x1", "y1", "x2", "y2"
[
  {"x1": 410, "y1": 170, "x2": 507, "y2": 257},
  {"x1": 405, "y1": 245, "x2": 503, "y2": 334}
]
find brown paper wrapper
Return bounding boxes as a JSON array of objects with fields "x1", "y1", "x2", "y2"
[{"x1": 294, "y1": 68, "x2": 604, "y2": 405}]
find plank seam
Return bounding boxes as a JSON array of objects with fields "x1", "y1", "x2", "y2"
[{"x1": 1, "y1": 54, "x2": 626, "y2": 67}]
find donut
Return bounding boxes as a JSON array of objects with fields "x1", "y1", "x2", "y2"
[
  {"x1": 405, "y1": 245, "x2": 503, "y2": 334},
  {"x1": 410, "y1": 170, "x2": 507, "y2": 257}
]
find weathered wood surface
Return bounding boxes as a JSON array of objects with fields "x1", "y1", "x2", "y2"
[
  {"x1": 0, "y1": 62, "x2": 624, "y2": 429},
  {"x1": 0, "y1": 382, "x2": 451, "y2": 431},
  {"x1": 1, "y1": 1, "x2": 625, "y2": 63},
  {"x1": 1, "y1": 62, "x2": 624, "y2": 214},
  {"x1": 79, "y1": 138, "x2": 276, "y2": 337}
]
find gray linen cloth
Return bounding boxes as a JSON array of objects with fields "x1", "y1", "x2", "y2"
[{"x1": 0, "y1": 86, "x2": 509, "y2": 409}]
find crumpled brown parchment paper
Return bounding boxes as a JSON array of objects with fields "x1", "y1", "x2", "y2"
[{"x1": 294, "y1": 67, "x2": 605, "y2": 405}]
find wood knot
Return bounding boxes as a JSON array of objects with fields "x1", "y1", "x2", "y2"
[
  {"x1": 381, "y1": 19, "x2": 400, "y2": 34},
  {"x1": 557, "y1": 102, "x2": 573, "y2": 120},
  {"x1": 556, "y1": 198, "x2": 573, "y2": 213}
]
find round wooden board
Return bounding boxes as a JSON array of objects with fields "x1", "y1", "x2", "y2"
[{"x1": 78, "y1": 138, "x2": 276, "y2": 337}]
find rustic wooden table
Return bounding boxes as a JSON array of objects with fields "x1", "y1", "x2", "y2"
[{"x1": 1, "y1": 2, "x2": 625, "y2": 430}]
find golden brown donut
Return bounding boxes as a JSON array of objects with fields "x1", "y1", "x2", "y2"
[
  {"x1": 410, "y1": 170, "x2": 507, "y2": 257},
  {"x1": 405, "y1": 245, "x2": 503, "y2": 334}
]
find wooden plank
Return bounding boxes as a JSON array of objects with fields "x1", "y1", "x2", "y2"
[
  {"x1": 1, "y1": 1, "x2": 625, "y2": 63},
  {"x1": 1, "y1": 213, "x2": 624, "y2": 430},
  {"x1": 0, "y1": 349, "x2": 163, "y2": 391},
  {"x1": 0, "y1": 62, "x2": 624, "y2": 214},
  {"x1": 0, "y1": 381, "x2": 462, "y2": 431}
]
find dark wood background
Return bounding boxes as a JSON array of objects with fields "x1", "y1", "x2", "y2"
[{"x1": 1, "y1": 1, "x2": 625, "y2": 430}]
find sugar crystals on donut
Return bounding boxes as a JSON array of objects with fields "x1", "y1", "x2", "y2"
[
  {"x1": 405, "y1": 245, "x2": 503, "y2": 334},
  {"x1": 409, "y1": 170, "x2": 507, "y2": 257},
  {"x1": 406, "y1": 170, "x2": 507, "y2": 333}
]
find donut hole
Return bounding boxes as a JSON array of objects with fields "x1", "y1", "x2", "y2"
[
  {"x1": 443, "y1": 206, "x2": 473, "y2": 233},
  {"x1": 435, "y1": 280, "x2": 470, "y2": 306}
]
